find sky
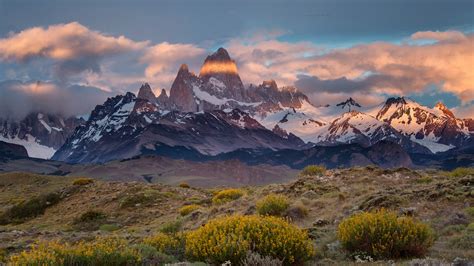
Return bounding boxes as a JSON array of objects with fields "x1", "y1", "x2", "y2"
[{"x1": 0, "y1": 0, "x2": 473, "y2": 119}]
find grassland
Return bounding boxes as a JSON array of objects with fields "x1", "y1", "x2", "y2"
[{"x1": 0, "y1": 167, "x2": 472, "y2": 264}]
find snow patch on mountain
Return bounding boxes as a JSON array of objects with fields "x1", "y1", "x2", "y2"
[{"x1": 0, "y1": 135, "x2": 56, "y2": 159}]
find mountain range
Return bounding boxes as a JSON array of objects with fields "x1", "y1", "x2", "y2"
[{"x1": 1, "y1": 48, "x2": 473, "y2": 169}]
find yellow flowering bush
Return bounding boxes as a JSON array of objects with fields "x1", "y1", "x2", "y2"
[
  {"x1": 211, "y1": 188, "x2": 244, "y2": 204},
  {"x1": 337, "y1": 209, "x2": 435, "y2": 259},
  {"x1": 256, "y1": 194, "x2": 290, "y2": 216},
  {"x1": 185, "y1": 215, "x2": 315, "y2": 264},
  {"x1": 9, "y1": 237, "x2": 141, "y2": 265},
  {"x1": 72, "y1": 177, "x2": 94, "y2": 186},
  {"x1": 179, "y1": 204, "x2": 200, "y2": 216},
  {"x1": 300, "y1": 165, "x2": 326, "y2": 176},
  {"x1": 143, "y1": 233, "x2": 180, "y2": 254}
]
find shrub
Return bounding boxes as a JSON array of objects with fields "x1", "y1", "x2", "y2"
[
  {"x1": 75, "y1": 210, "x2": 106, "y2": 223},
  {"x1": 135, "y1": 244, "x2": 177, "y2": 264},
  {"x1": 0, "y1": 192, "x2": 61, "y2": 224},
  {"x1": 337, "y1": 209, "x2": 434, "y2": 259},
  {"x1": 99, "y1": 224, "x2": 121, "y2": 232},
  {"x1": 160, "y1": 219, "x2": 183, "y2": 234},
  {"x1": 9, "y1": 237, "x2": 141, "y2": 265},
  {"x1": 449, "y1": 167, "x2": 474, "y2": 177},
  {"x1": 179, "y1": 182, "x2": 190, "y2": 188},
  {"x1": 285, "y1": 203, "x2": 308, "y2": 220},
  {"x1": 256, "y1": 194, "x2": 290, "y2": 216},
  {"x1": 300, "y1": 165, "x2": 326, "y2": 176},
  {"x1": 464, "y1": 206, "x2": 474, "y2": 217},
  {"x1": 73, "y1": 210, "x2": 107, "y2": 231},
  {"x1": 211, "y1": 188, "x2": 244, "y2": 204},
  {"x1": 185, "y1": 215, "x2": 315, "y2": 264},
  {"x1": 144, "y1": 233, "x2": 182, "y2": 254},
  {"x1": 72, "y1": 177, "x2": 94, "y2": 186},
  {"x1": 415, "y1": 176, "x2": 433, "y2": 184},
  {"x1": 179, "y1": 204, "x2": 200, "y2": 216}
]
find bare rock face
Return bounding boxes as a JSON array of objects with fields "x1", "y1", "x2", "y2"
[
  {"x1": 336, "y1": 97, "x2": 362, "y2": 111},
  {"x1": 136, "y1": 83, "x2": 156, "y2": 103},
  {"x1": 0, "y1": 141, "x2": 28, "y2": 159},
  {"x1": 199, "y1": 47, "x2": 247, "y2": 101},
  {"x1": 247, "y1": 80, "x2": 311, "y2": 111},
  {"x1": 169, "y1": 64, "x2": 200, "y2": 112},
  {"x1": 157, "y1": 89, "x2": 171, "y2": 109}
]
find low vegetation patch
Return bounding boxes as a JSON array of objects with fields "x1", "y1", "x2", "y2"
[
  {"x1": 211, "y1": 188, "x2": 244, "y2": 204},
  {"x1": 143, "y1": 232, "x2": 185, "y2": 259},
  {"x1": 256, "y1": 194, "x2": 290, "y2": 216},
  {"x1": 159, "y1": 219, "x2": 183, "y2": 234},
  {"x1": 9, "y1": 237, "x2": 141, "y2": 265},
  {"x1": 449, "y1": 167, "x2": 474, "y2": 178},
  {"x1": 0, "y1": 192, "x2": 61, "y2": 224},
  {"x1": 119, "y1": 189, "x2": 173, "y2": 208},
  {"x1": 337, "y1": 209, "x2": 434, "y2": 259},
  {"x1": 99, "y1": 224, "x2": 121, "y2": 232},
  {"x1": 185, "y1": 215, "x2": 315, "y2": 264},
  {"x1": 179, "y1": 204, "x2": 200, "y2": 216},
  {"x1": 300, "y1": 165, "x2": 326, "y2": 176},
  {"x1": 72, "y1": 177, "x2": 94, "y2": 186},
  {"x1": 178, "y1": 182, "x2": 190, "y2": 188},
  {"x1": 73, "y1": 210, "x2": 107, "y2": 231}
]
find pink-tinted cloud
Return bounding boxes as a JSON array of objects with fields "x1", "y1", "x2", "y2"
[
  {"x1": 411, "y1": 30, "x2": 467, "y2": 42},
  {"x1": 225, "y1": 30, "x2": 474, "y2": 104},
  {"x1": 0, "y1": 22, "x2": 147, "y2": 61},
  {"x1": 141, "y1": 42, "x2": 206, "y2": 89},
  {"x1": 0, "y1": 22, "x2": 148, "y2": 79},
  {"x1": 452, "y1": 105, "x2": 474, "y2": 119}
]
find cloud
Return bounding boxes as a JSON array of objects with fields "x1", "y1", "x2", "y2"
[
  {"x1": 411, "y1": 30, "x2": 467, "y2": 42},
  {"x1": 452, "y1": 104, "x2": 474, "y2": 119},
  {"x1": 0, "y1": 22, "x2": 148, "y2": 78},
  {"x1": 226, "y1": 30, "x2": 474, "y2": 104},
  {"x1": 0, "y1": 80, "x2": 112, "y2": 120},
  {"x1": 141, "y1": 42, "x2": 206, "y2": 89}
]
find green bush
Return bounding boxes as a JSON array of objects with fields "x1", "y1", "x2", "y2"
[
  {"x1": 0, "y1": 192, "x2": 61, "y2": 224},
  {"x1": 300, "y1": 165, "x2": 326, "y2": 176},
  {"x1": 464, "y1": 206, "x2": 474, "y2": 217},
  {"x1": 337, "y1": 209, "x2": 434, "y2": 259},
  {"x1": 99, "y1": 224, "x2": 121, "y2": 232},
  {"x1": 211, "y1": 188, "x2": 244, "y2": 204},
  {"x1": 160, "y1": 219, "x2": 183, "y2": 234},
  {"x1": 185, "y1": 215, "x2": 315, "y2": 264},
  {"x1": 73, "y1": 210, "x2": 107, "y2": 231},
  {"x1": 256, "y1": 194, "x2": 290, "y2": 216}
]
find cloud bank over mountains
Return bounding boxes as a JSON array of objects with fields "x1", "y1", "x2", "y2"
[{"x1": 0, "y1": 22, "x2": 472, "y2": 119}]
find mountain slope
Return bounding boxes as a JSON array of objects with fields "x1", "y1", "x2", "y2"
[
  {"x1": 0, "y1": 113, "x2": 84, "y2": 159},
  {"x1": 53, "y1": 89, "x2": 305, "y2": 163}
]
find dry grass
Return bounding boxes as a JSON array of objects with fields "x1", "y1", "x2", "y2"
[{"x1": 0, "y1": 168, "x2": 472, "y2": 263}]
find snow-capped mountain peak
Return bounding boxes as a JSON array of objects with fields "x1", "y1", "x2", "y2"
[{"x1": 336, "y1": 97, "x2": 362, "y2": 111}]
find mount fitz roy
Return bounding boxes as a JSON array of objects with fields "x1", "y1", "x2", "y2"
[{"x1": 1, "y1": 48, "x2": 471, "y2": 167}]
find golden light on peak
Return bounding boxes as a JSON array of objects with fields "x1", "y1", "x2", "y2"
[{"x1": 199, "y1": 61, "x2": 239, "y2": 76}]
